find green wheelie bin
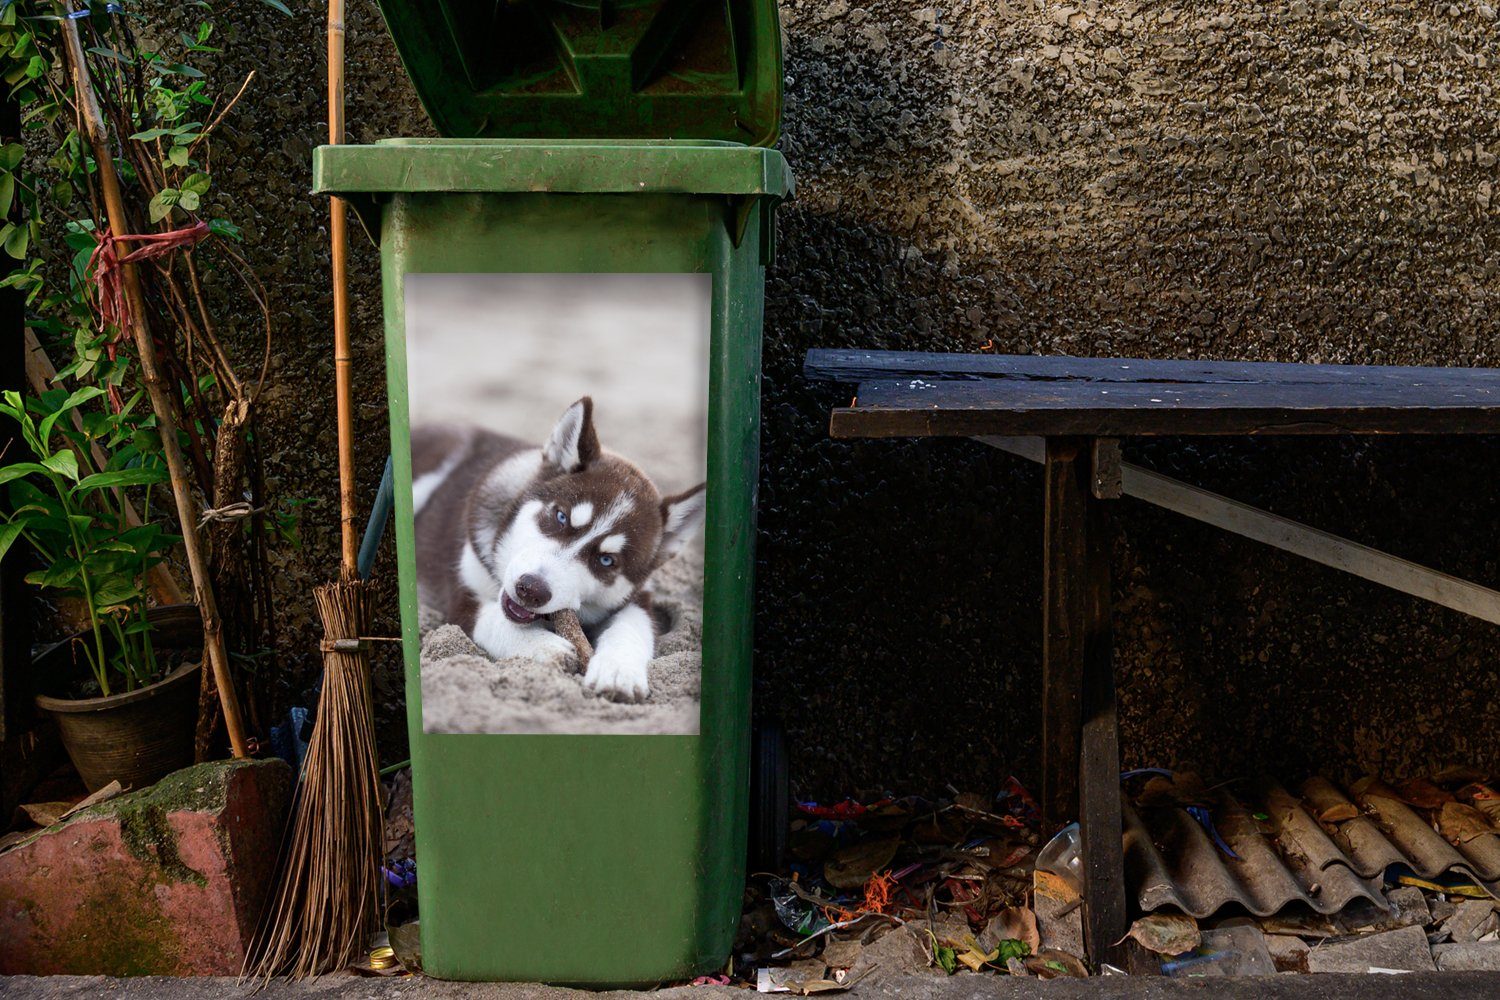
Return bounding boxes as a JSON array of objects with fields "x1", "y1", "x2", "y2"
[{"x1": 312, "y1": 0, "x2": 791, "y2": 986}]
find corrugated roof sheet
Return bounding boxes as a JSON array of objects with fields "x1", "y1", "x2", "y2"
[{"x1": 1125, "y1": 777, "x2": 1500, "y2": 920}]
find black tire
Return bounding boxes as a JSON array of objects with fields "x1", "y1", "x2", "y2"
[{"x1": 748, "y1": 719, "x2": 788, "y2": 873}]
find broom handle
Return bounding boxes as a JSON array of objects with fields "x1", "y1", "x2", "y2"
[
  {"x1": 328, "y1": 0, "x2": 358, "y2": 578},
  {"x1": 61, "y1": 8, "x2": 249, "y2": 758}
]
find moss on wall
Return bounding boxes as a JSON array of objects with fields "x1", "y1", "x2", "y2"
[{"x1": 180, "y1": 1, "x2": 1499, "y2": 796}]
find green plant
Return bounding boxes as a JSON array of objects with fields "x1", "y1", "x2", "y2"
[
  {"x1": 0, "y1": 1, "x2": 291, "y2": 743},
  {"x1": 0, "y1": 386, "x2": 179, "y2": 695}
]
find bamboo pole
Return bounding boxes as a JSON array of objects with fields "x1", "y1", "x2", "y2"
[
  {"x1": 24, "y1": 329, "x2": 187, "y2": 607},
  {"x1": 61, "y1": 8, "x2": 248, "y2": 758},
  {"x1": 243, "y1": 1, "x2": 382, "y2": 974},
  {"x1": 328, "y1": 0, "x2": 357, "y2": 577}
]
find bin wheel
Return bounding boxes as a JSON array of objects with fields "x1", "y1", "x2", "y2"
[{"x1": 748, "y1": 719, "x2": 788, "y2": 873}]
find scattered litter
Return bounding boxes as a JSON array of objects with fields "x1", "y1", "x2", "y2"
[
  {"x1": 741, "y1": 785, "x2": 1053, "y2": 986},
  {"x1": 1163, "y1": 925, "x2": 1274, "y2": 977}
]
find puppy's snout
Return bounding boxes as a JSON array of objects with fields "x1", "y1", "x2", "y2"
[{"x1": 514, "y1": 573, "x2": 552, "y2": 609}]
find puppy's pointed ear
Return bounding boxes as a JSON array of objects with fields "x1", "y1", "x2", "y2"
[
  {"x1": 657, "y1": 482, "x2": 706, "y2": 564},
  {"x1": 543, "y1": 397, "x2": 601, "y2": 472}
]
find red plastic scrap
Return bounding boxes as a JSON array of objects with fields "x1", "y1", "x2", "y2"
[{"x1": 797, "y1": 797, "x2": 893, "y2": 821}]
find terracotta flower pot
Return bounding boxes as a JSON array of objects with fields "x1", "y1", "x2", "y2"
[{"x1": 33, "y1": 604, "x2": 203, "y2": 792}]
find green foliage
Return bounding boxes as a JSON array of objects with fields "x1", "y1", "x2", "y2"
[
  {"x1": 0, "y1": 2, "x2": 289, "y2": 699},
  {"x1": 0, "y1": 1, "x2": 285, "y2": 376},
  {"x1": 0, "y1": 387, "x2": 178, "y2": 696}
]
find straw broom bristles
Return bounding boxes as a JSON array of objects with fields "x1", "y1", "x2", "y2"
[
  {"x1": 242, "y1": 0, "x2": 385, "y2": 977},
  {"x1": 244, "y1": 579, "x2": 382, "y2": 978}
]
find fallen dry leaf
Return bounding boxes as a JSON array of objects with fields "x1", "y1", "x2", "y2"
[
  {"x1": 1025, "y1": 949, "x2": 1088, "y2": 978},
  {"x1": 60, "y1": 780, "x2": 124, "y2": 820},
  {"x1": 1432, "y1": 765, "x2": 1488, "y2": 786},
  {"x1": 824, "y1": 837, "x2": 899, "y2": 889},
  {"x1": 984, "y1": 906, "x2": 1040, "y2": 956},
  {"x1": 1316, "y1": 802, "x2": 1359, "y2": 823},
  {"x1": 1396, "y1": 778, "x2": 1454, "y2": 811},
  {"x1": 1438, "y1": 801, "x2": 1497, "y2": 845},
  {"x1": 1122, "y1": 912, "x2": 1200, "y2": 956},
  {"x1": 18, "y1": 802, "x2": 70, "y2": 828},
  {"x1": 1458, "y1": 783, "x2": 1500, "y2": 824}
]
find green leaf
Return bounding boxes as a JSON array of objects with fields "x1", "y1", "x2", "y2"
[
  {"x1": 995, "y1": 939, "x2": 1030, "y2": 963},
  {"x1": 166, "y1": 145, "x2": 190, "y2": 167},
  {"x1": 0, "y1": 462, "x2": 52, "y2": 486},
  {"x1": 180, "y1": 171, "x2": 210, "y2": 196},
  {"x1": 38, "y1": 385, "x2": 105, "y2": 443},
  {"x1": 41, "y1": 450, "x2": 79, "y2": 481},
  {"x1": 0, "y1": 172, "x2": 13, "y2": 218},
  {"x1": 63, "y1": 219, "x2": 98, "y2": 251},
  {"x1": 2, "y1": 220, "x2": 27, "y2": 258},
  {"x1": 26, "y1": 557, "x2": 80, "y2": 588},
  {"x1": 0, "y1": 142, "x2": 21, "y2": 171},
  {"x1": 148, "y1": 188, "x2": 178, "y2": 222},
  {"x1": 177, "y1": 189, "x2": 200, "y2": 212},
  {"x1": 0, "y1": 519, "x2": 24, "y2": 563},
  {"x1": 129, "y1": 127, "x2": 176, "y2": 141},
  {"x1": 92, "y1": 579, "x2": 142, "y2": 608},
  {"x1": 207, "y1": 218, "x2": 241, "y2": 241},
  {"x1": 258, "y1": 0, "x2": 294, "y2": 15},
  {"x1": 76, "y1": 467, "x2": 166, "y2": 492},
  {"x1": 86, "y1": 45, "x2": 133, "y2": 65}
]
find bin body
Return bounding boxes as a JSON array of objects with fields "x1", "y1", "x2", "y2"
[{"x1": 315, "y1": 139, "x2": 788, "y2": 984}]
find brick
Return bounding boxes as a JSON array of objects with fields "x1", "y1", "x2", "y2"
[{"x1": 0, "y1": 759, "x2": 290, "y2": 975}]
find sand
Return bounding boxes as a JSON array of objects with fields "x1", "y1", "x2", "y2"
[{"x1": 418, "y1": 548, "x2": 703, "y2": 735}]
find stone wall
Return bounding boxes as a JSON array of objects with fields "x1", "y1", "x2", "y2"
[{"x1": 198, "y1": 1, "x2": 1499, "y2": 794}]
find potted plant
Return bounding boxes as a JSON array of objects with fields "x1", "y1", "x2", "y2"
[{"x1": 0, "y1": 386, "x2": 199, "y2": 791}]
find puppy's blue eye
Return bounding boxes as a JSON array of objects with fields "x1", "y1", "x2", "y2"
[
  {"x1": 598, "y1": 554, "x2": 614, "y2": 567},
  {"x1": 555, "y1": 508, "x2": 567, "y2": 525}
]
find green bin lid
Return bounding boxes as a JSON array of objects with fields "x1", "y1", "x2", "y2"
[{"x1": 372, "y1": 0, "x2": 783, "y2": 145}]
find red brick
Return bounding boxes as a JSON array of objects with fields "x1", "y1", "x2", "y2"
[{"x1": 0, "y1": 758, "x2": 290, "y2": 975}]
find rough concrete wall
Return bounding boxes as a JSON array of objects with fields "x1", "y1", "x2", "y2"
[
  {"x1": 193, "y1": 1, "x2": 1498, "y2": 793},
  {"x1": 760, "y1": 0, "x2": 1500, "y2": 796}
]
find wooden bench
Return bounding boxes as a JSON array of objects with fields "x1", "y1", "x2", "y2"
[{"x1": 804, "y1": 348, "x2": 1500, "y2": 966}]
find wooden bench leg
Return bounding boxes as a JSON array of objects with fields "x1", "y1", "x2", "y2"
[
  {"x1": 1043, "y1": 437, "x2": 1128, "y2": 967},
  {"x1": 1041, "y1": 438, "x2": 1085, "y2": 832},
  {"x1": 1080, "y1": 493, "x2": 1127, "y2": 966}
]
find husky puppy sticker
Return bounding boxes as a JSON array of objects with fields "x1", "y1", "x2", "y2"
[{"x1": 412, "y1": 398, "x2": 706, "y2": 703}]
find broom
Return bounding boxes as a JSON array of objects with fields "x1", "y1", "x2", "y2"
[{"x1": 244, "y1": 0, "x2": 383, "y2": 977}]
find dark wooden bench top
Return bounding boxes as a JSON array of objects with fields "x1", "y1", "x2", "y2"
[{"x1": 805, "y1": 349, "x2": 1500, "y2": 437}]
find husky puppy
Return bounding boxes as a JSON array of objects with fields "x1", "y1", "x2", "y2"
[{"x1": 411, "y1": 398, "x2": 705, "y2": 702}]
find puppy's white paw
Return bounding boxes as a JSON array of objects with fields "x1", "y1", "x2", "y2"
[
  {"x1": 582, "y1": 646, "x2": 650, "y2": 703},
  {"x1": 531, "y1": 628, "x2": 580, "y2": 673}
]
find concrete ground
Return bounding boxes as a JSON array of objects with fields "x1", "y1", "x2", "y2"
[{"x1": 3, "y1": 974, "x2": 1500, "y2": 1000}]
